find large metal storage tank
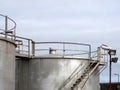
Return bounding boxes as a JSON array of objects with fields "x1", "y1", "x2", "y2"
[
  {"x1": 16, "y1": 55, "x2": 100, "y2": 90},
  {"x1": 0, "y1": 38, "x2": 16, "y2": 90},
  {"x1": 15, "y1": 42, "x2": 102, "y2": 90}
]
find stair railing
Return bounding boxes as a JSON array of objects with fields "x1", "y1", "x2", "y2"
[{"x1": 58, "y1": 62, "x2": 88, "y2": 90}]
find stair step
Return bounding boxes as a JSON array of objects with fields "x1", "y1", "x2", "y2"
[
  {"x1": 73, "y1": 83, "x2": 77, "y2": 86},
  {"x1": 78, "y1": 78, "x2": 81, "y2": 82},
  {"x1": 71, "y1": 87, "x2": 74, "y2": 90},
  {"x1": 81, "y1": 75, "x2": 84, "y2": 78},
  {"x1": 75, "y1": 80, "x2": 79, "y2": 84}
]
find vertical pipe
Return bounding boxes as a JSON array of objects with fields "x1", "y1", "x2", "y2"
[{"x1": 5, "y1": 16, "x2": 8, "y2": 39}]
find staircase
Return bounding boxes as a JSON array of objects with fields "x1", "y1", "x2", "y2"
[
  {"x1": 58, "y1": 60, "x2": 101, "y2": 90},
  {"x1": 71, "y1": 61, "x2": 100, "y2": 90}
]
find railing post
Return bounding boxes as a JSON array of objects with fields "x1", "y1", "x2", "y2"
[
  {"x1": 97, "y1": 47, "x2": 101, "y2": 61},
  {"x1": 89, "y1": 45, "x2": 91, "y2": 61},
  {"x1": 32, "y1": 40, "x2": 35, "y2": 56},
  {"x1": 63, "y1": 43, "x2": 65, "y2": 56},
  {"x1": 5, "y1": 16, "x2": 8, "y2": 39},
  {"x1": 28, "y1": 39, "x2": 30, "y2": 57},
  {"x1": 13, "y1": 28, "x2": 16, "y2": 41}
]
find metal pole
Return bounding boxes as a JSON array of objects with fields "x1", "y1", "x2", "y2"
[{"x1": 109, "y1": 54, "x2": 112, "y2": 90}]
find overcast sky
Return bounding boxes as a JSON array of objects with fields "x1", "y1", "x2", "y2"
[{"x1": 1, "y1": 0, "x2": 120, "y2": 82}]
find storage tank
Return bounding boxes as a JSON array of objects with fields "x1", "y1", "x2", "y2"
[
  {"x1": 0, "y1": 38, "x2": 16, "y2": 90},
  {"x1": 15, "y1": 42, "x2": 107, "y2": 90},
  {"x1": 0, "y1": 14, "x2": 16, "y2": 90},
  {"x1": 16, "y1": 56, "x2": 99, "y2": 90}
]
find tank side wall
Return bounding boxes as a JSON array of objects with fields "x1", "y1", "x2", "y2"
[
  {"x1": 16, "y1": 58, "x2": 100, "y2": 90},
  {"x1": 16, "y1": 58, "x2": 85, "y2": 90},
  {"x1": 15, "y1": 59, "x2": 29, "y2": 90},
  {"x1": 29, "y1": 59, "x2": 85, "y2": 90},
  {"x1": 0, "y1": 40, "x2": 15, "y2": 90},
  {"x1": 81, "y1": 68, "x2": 100, "y2": 90}
]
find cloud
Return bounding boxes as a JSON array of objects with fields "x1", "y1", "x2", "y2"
[{"x1": 0, "y1": 0, "x2": 119, "y2": 51}]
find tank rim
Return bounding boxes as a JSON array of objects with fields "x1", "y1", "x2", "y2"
[{"x1": 0, "y1": 37, "x2": 16, "y2": 47}]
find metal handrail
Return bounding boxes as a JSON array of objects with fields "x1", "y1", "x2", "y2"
[
  {"x1": 34, "y1": 42, "x2": 91, "y2": 59},
  {"x1": 0, "y1": 14, "x2": 16, "y2": 31},
  {"x1": 0, "y1": 14, "x2": 16, "y2": 39},
  {"x1": 15, "y1": 35, "x2": 33, "y2": 57},
  {"x1": 0, "y1": 15, "x2": 92, "y2": 58}
]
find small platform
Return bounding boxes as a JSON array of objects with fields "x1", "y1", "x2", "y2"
[{"x1": 90, "y1": 60, "x2": 107, "y2": 66}]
